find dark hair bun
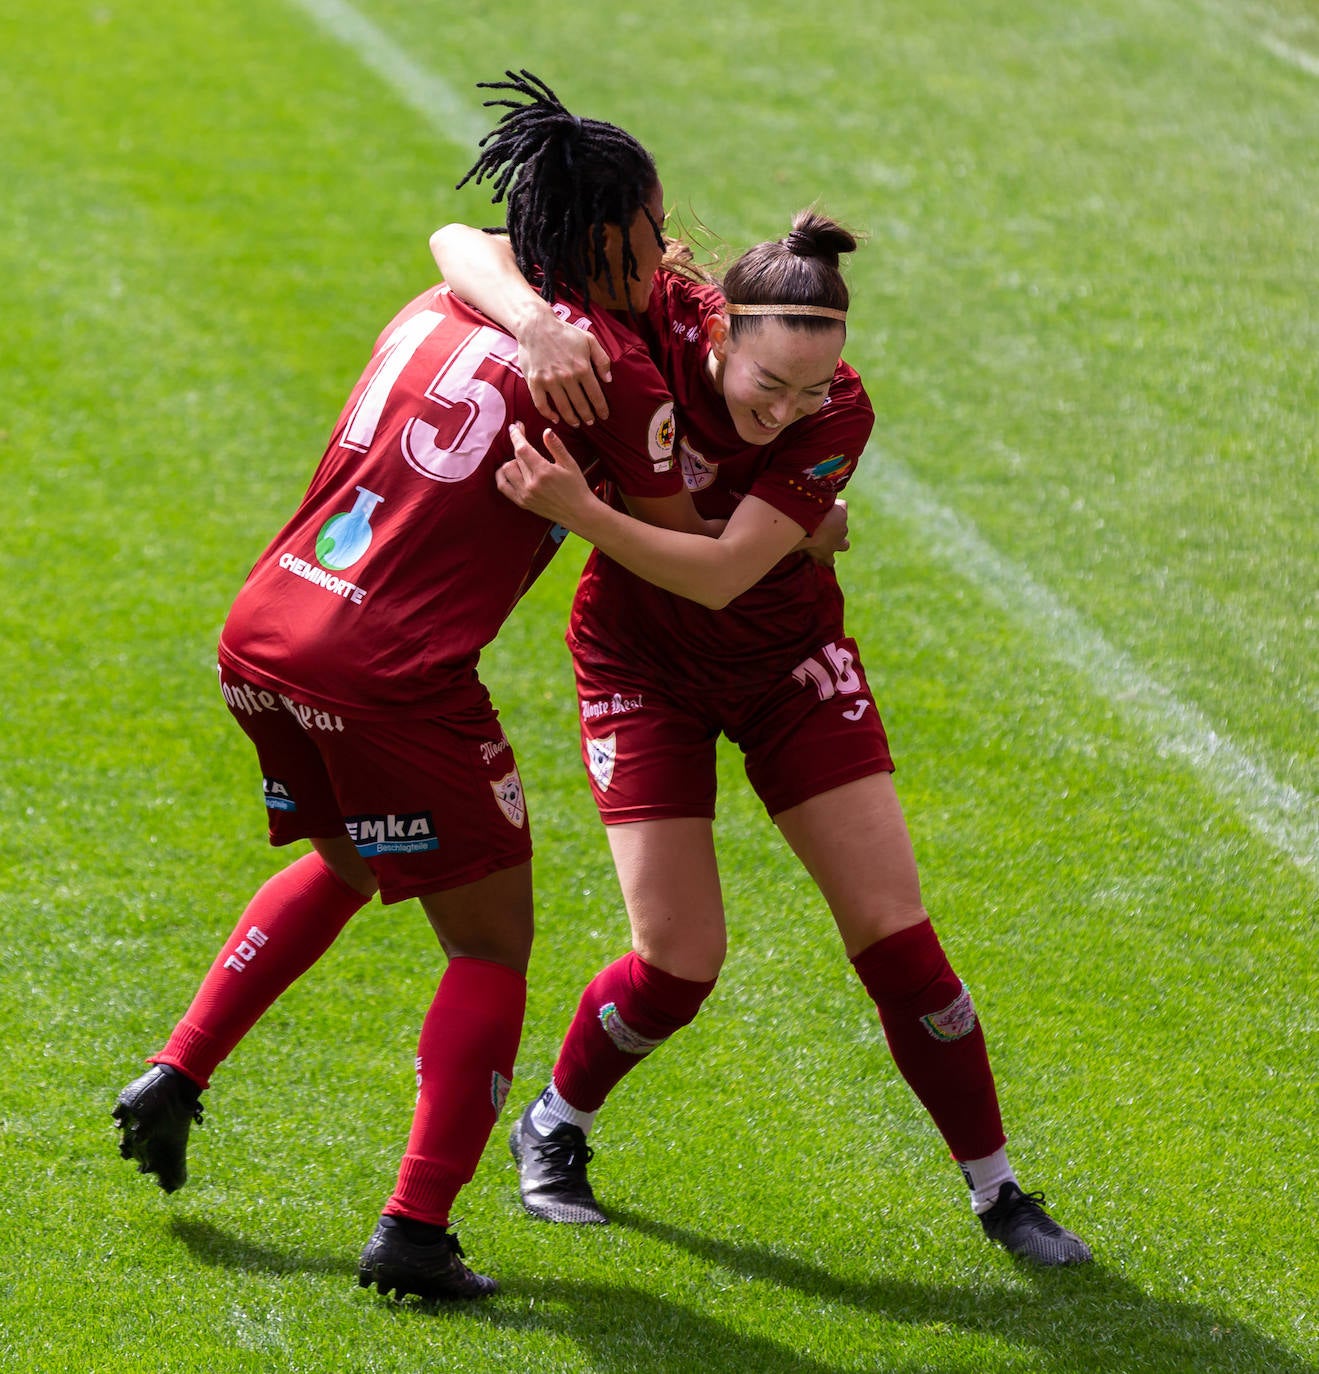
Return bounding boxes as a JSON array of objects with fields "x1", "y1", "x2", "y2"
[{"x1": 784, "y1": 210, "x2": 858, "y2": 267}]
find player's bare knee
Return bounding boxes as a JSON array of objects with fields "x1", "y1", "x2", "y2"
[{"x1": 310, "y1": 835, "x2": 378, "y2": 897}]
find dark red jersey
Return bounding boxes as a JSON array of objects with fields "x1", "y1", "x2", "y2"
[
  {"x1": 220, "y1": 284, "x2": 680, "y2": 716},
  {"x1": 570, "y1": 270, "x2": 875, "y2": 689}
]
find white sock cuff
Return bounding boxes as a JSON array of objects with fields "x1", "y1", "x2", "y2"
[
  {"x1": 530, "y1": 1081, "x2": 597, "y2": 1137},
  {"x1": 960, "y1": 1147, "x2": 1016, "y2": 1214}
]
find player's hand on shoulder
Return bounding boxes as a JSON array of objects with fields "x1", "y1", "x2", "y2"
[{"x1": 517, "y1": 313, "x2": 612, "y2": 429}]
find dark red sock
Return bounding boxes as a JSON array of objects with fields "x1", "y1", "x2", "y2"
[
  {"x1": 552, "y1": 952, "x2": 716, "y2": 1113},
  {"x1": 851, "y1": 921, "x2": 1006, "y2": 1161},
  {"x1": 385, "y1": 957, "x2": 527, "y2": 1228},
  {"x1": 150, "y1": 853, "x2": 369, "y2": 1088}
]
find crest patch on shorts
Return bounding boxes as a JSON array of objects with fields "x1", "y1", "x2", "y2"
[
  {"x1": 598, "y1": 1001, "x2": 665, "y2": 1056},
  {"x1": 586, "y1": 732, "x2": 617, "y2": 792},
  {"x1": 920, "y1": 982, "x2": 978, "y2": 1041},
  {"x1": 491, "y1": 768, "x2": 526, "y2": 828}
]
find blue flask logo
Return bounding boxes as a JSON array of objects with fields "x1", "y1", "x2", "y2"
[{"x1": 316, "y1": 487, "x2": 384, "y2": 571}]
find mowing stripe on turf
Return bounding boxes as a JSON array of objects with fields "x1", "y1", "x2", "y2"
[
  {"x1": 1259, "y1": 34, "x2": 1319, "y2": 80},
  {"x1": 282, "y1": 0, "x2": 488, "y2": 147},
  {"x1": 871, "y1": 452, "x2": 1317, "y2": 879}
]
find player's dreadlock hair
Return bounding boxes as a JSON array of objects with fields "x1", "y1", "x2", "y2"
[{"x1": 456, "y1": 70, "x2": 663, "y2": 310}]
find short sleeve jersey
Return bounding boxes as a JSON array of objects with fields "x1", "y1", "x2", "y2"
[
  {"x1": 219, "y1": 284, "x2": 681, "y2": 716},
  {"x1": 570, "y1": 270, "x2": 875, "y2": 690}
]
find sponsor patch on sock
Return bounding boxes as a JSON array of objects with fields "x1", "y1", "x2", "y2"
[
  {"x1": 598, "y1": 1001, "x2": 665, "y2": 1056},
  {"x1": 920, "y1": 982, "x2": 978, "y2": 1041},
  {"x1": 491, "y1": 1071, "x2": 512, "y2": 1116}
]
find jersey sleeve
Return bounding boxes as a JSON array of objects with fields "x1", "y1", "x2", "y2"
[
  {"x1": 576, "y1": 336, "x2": 683, "y2": 499},
  {"x1": 748, "y1": 371, "x2": 874, "y2": 533}
]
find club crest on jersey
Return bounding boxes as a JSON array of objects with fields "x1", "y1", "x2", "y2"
[
  {"x1": 647, "y1": 401, "x2": 676, "y2": 471},
  {"x1": 491, "y1": 768, "x2": 527, "y2": 828},
  {"x1": 586, "y1": 733, "x2": 617, "y2": 792},
  {"x1": 920, "y1": 983, "x2": 978, "y2": 1042},
  {"x1": 802, "y1": 453, "x2": 855, "y2": 489},
  {"x1": 679, "y1": 439, "x2": 716, "y2": 492}
]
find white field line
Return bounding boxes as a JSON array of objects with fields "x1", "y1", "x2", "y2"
[
  {"x1": 281, "y1": 0, "x2": 488, "y2": 148},
  {"x1": 1259, "y1": 34, "x2": 1319, "y2": 79},
  {"x1": 872, "y1": 454, "x2": 1317, "y2": 878},
  {"x1": 278, "y1": 0, "x2": 1317, "y2": 880}
]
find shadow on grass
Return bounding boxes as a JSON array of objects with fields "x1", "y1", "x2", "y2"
[
  {"x1": 608, "y1": 1206, "x2": 1317, "y2": 1374},
  {"x1": 169, "y1": 1211, "x2": 1316, "y2": 1374},
  {"x1": 169, "y1": 1216, "x2": 346, "y2": 1278},
  {"x1": 171, "y1": 1215, "x2": 842, "y2": 1373},
  {"x1": 382, "y1": 1278, "x2": 850, "y2": 1374}
]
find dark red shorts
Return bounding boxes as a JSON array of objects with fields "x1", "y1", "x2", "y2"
[
  {"x1": 573, "y1": 636, "x2": 894, "y2": 823},
  {"x1": 218, "y1": 666, "x2": 531, "y2": 903}
]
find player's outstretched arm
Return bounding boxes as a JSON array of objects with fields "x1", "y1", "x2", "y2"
[{"x1": 430, "y1": 224, "x2": 611, "y2": 428}]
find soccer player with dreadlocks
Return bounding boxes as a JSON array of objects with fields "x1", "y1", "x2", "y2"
[{"x1": 111, "y1": 71, "x2": 712, "y2": 1302}]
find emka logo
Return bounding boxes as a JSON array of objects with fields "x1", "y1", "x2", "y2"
[
  {"x1": 346, "y1": 811, "x2": 439, "y2": 857},
  {"x1": 263, "y1": 777, "x2": 297, "y2": 812}
]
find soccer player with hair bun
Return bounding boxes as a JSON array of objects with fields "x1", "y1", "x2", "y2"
[
  {"x1": 431, "y1": 204, "x2": 1093, "y2": 1266},
  {"x1": 112, "y1": 70, "x2": 718, "y2": 1302}
]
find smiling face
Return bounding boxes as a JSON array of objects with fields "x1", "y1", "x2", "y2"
[
  {"x1": 708, "y1": 316, "x2": 845, "y2": 444},
  {"x1": 587, "y1": 181, "x2": 667, "y2": 313}
]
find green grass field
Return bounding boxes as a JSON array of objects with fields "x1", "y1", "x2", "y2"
[{"x1": 1, "y1": 1, "x2": 1315, "y2": 1370}]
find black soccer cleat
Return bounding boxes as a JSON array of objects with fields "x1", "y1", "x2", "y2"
[
  {"x1": 508, "y1": 1101, "x2": 608, "y2": 1224},
  {"x1": 357, "y1": 1216, "x2": 497, "y2": 1301},
  {"x1": 113, "y1": 1064, "x2": 205, "y2": 1194},
  {"x1": 978, "y1": 1181, "x2": 1093, "y2": 1266}
]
